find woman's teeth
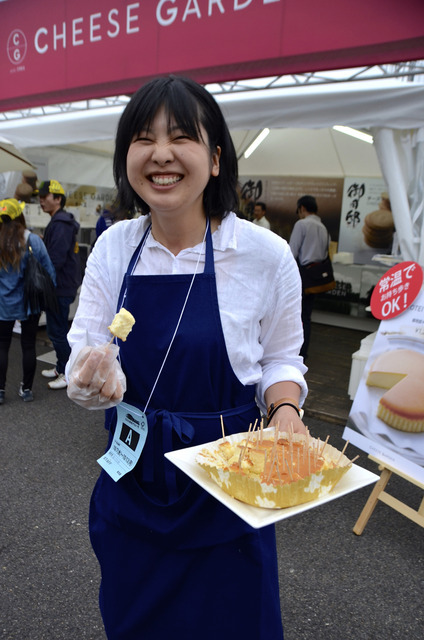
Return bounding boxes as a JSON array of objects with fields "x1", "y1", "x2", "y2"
[{"x1": 151, "y1": 175, "x2": 182, "y2": 186}]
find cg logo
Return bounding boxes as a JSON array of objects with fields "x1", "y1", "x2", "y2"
[{"x1": 7, "y1": 29, "x2": 27, "y2": 65}]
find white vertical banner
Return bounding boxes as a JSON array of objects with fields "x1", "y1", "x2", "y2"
[{"x1": 338, "y1": 177, "x2": 388, "y2": 262}]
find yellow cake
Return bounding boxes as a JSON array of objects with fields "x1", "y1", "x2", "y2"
[
  {"x1": 108, "y1": 308, "x2": 136, "y2": 341},
  {"x1": 196, "y1": 430, "x2": 351, "y2": 509},
  {"x1": 366, "y1": 349, "x2": 424, "y2": 433}
]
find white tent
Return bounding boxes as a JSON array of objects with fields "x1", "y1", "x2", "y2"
[{"x1": 1, "y1": 78, "x2": 424, "y2": 262}]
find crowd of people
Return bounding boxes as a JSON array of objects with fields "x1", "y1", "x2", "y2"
[{"x1": 0, "y1": 74, "x2": 336, "y2": 638}]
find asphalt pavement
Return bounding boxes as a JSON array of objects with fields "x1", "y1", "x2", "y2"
[{"x1": 1, "y1": 332, "x2": 423, "y2": 640}]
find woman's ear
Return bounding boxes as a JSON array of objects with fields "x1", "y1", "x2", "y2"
[{"x1": 211, "y1": 146, "x2": 221, "y2": 177}]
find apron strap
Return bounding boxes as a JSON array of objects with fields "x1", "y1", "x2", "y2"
[
  {"x1": 204, "y1": 220, "x2": 214, "y2": 275},
  {"x1": 117, "y1": 224, "x2": 152, "y2": 309}
]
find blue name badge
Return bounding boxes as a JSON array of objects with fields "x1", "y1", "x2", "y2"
[{"x1": 97, "y1": 402, "x2": 148, "y2": 482}]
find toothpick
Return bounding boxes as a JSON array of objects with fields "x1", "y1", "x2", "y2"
[
  {"x1": 347, "y1": 454, "x2": 360, "y2": 466},
  {"x1": 266, "y1": 454, "x2": 276, "y2": 483},
  {"x1": 288, "y1": 421, "x2": 294, "y2": 441},
  {"x1": 238, "y1": 444, "x2": 244, "y2": 468},
  {"x1": 275, "y1": 449, "x2": 282, "y2": 482},
  {"x1": 336, "y1": 440, "x2": 350, "y2": 465},
  {"x1": 320, "y1": 435, "x2": 330, "y2": 457},
  {"x1": 263, "y1": 449, "x2": 268, "y2": 475},
  {"x1": 272, "y1": 426, "x2": 278, "y2": 456},
  {"x1": 220, "y1": 414, "x2": 226, "y2": 440},
  {"x1": 239, "y1": 427, "x2": 254, "y2": 467},
  {"x1": 285, "y1": 458, "x2": 294, "y2": 482}
]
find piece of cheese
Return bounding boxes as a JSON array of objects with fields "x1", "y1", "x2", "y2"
[
  {"x1": 108, "y1": 308, "x2": 136, "y2": 341},
  {"x1": 366, "y1": 348, "x2": 424, "y2": 432}
]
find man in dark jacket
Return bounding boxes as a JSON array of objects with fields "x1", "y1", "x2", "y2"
[{"x1": 39, "y1": 180, "x2": 81, "y2": 389}]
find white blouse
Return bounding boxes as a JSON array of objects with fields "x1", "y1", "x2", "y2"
[{"x1": 67, "y1": 212, "x2": 308, "y2": 412}]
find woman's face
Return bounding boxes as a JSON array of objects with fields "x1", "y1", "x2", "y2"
[{"x1": 126, "y1": 107, "x2": 220, "y2": 221}]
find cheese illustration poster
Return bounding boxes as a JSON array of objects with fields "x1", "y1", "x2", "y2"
[{"x1": 343, "y1": 269, "x2": 424, "y2": 485}]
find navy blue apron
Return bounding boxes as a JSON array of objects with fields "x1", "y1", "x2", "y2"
[{"x1": 89, "y1": 223, "x2": 284, "y2": 639}]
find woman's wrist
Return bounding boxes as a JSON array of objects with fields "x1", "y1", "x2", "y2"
[{"x1": 267, "y1": 397, "x2": 300, "y2": 422}]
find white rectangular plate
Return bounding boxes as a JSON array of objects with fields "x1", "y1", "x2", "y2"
[{"x1": 165, "y1": 442, "x2": 379, "y2": 529}]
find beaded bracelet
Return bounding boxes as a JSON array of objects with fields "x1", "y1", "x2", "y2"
[{"x1": 267, "y1": 401, "x2": 300, "y2": 423}]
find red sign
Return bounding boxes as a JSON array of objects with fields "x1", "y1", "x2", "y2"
[
  {"x1": 370, "y1": 262, "x2": 424, "y2": 320},
  {"x1": 2, "y1": 0, "x2": 424, "y2": 111}
]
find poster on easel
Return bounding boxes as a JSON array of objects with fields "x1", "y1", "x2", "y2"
[{"x1": 343, "y1": 261, "x2": 424, "y2": 485}]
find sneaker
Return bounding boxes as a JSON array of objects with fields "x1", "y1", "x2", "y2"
[
  {"x1": 18, "y1": 384, "x2": 34, "y2": 402},
  {"x1": 0, "y1": 390, "x2": 5, "y2": 405},
  {"x1": 48, "y1": 373, "x2": 67, "y2": 390},
  {"x1": 41, "y1": 367, "x2": 58, "y2": 379}
]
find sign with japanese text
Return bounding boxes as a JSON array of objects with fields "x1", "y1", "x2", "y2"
[
  {"x1": 1, "y1": 0, "x2": 424, "y2": 111},
  {"x1": 239, "y1": 174, "x2": 343, "y2": 241},
  {"x1": 338, "y1": 177, "x2": 390, "y2": 264},
  {"x1": 370, "y1": 262, "x2": 423, "y2": 320}
]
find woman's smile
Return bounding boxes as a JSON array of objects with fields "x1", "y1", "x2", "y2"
[{"x1": 149, "y1": 174, "x2": 183, "y2": 187}]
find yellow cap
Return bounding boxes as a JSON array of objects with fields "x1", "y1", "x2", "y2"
[
  {"x1": 0, "y1": 198, "x2": 26, "y2": 222},
  {"x1": 38, "y1": 179, "x2": 65, "y2": 196}
]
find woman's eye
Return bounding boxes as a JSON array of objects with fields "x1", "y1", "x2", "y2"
[
  {"x1": 132, "y1": 131, "x2": 153, "y2": 143},
  {"x1": 171, "y1": 129, "x2": 195, "y2": 141}
]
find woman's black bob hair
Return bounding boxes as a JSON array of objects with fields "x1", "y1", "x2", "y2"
[{"x1": 113, "y1": 75, "x2": 239, "y2": 219}]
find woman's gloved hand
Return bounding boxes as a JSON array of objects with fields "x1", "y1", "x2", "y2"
[{"x1": 67, "y1": 343, "x2": 126, "y2": 410}]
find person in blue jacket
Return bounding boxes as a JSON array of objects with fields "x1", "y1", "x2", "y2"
[
  {"x1": 0, "y1": 198, "x2": 56, "y2": 403},
  {"x1": 95, "y1": 207, "x2": 115, "y2": 240},
  {"x1": 38, "y1": 180, "x2": 81, "y2": 390}
]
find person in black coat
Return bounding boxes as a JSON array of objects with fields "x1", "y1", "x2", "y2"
[{"x1": 39, "y1": 180, "x2": 80, "y2": 389}]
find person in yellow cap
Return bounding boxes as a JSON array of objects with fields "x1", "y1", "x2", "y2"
[
  {"x1": 0, "y1": 198, "x2": 56, "y2": 403},
  {"x1": 38, "y1": 180, "x2": 81, "y2": 389}
]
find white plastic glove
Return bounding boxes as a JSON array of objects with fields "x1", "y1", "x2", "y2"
[{"x1": 67, "y1": 343, "x2": 127, "y2": 410}]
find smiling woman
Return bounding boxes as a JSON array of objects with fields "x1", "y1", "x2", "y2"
[
  {"x1": 65, "y1": 75, "x2": 308, "y2": 640},
  {"x1": 115, "y1": 75, "x2": 237, "y2": 222}
]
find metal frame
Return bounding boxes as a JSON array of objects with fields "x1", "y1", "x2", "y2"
[{"x1": 1, "y1": 61, "x2": 423, "y2": 123}]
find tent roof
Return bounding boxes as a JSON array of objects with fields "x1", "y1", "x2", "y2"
[
  {"x1": 2, "y1": 77, "x2": 424, "y2": 186},
  {"x1": 235, "y1": 128, "x2": 381, "y2": 177},
  {"x1": 1, "y1": 79, "x2": 424, "y2": 152},
  {"x1": 220, "y1": 79, "x2": 424, "y2": 131}
]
